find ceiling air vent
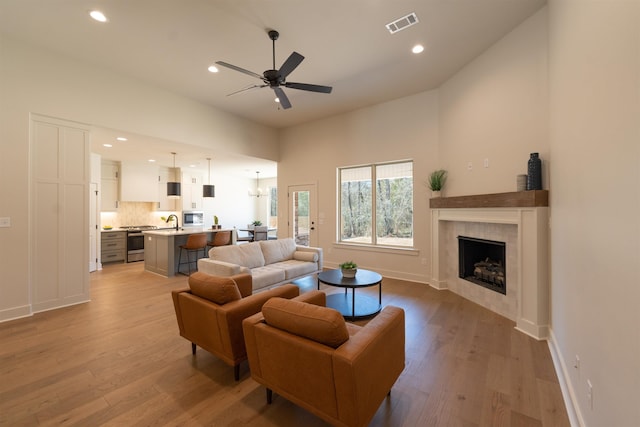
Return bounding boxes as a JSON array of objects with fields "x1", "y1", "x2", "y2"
[{"x1": 385, "y1": 12, "x2": 419, "y2": 34}]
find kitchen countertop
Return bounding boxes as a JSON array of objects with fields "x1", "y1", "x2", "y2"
[{"x1": 142, "y1": 227, "x2": 234, "y2": 236}]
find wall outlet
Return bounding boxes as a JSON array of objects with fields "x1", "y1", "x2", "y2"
[
  {"x1": 467, "y1": 161, "x2": 473, "y2": 171},
  {"x1": 0, "y1": 217, "x2": 10, "y2": 228},
  {"x1": 574, "y1": 355, "x2": 580, "y2": 370},
  {"x1": 484, "y1": 158, "x2": 489, "y2": 168}
]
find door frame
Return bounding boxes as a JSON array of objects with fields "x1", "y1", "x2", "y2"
[{"x1": 287, "y1": 183, "x2": 318, "y2": 247}]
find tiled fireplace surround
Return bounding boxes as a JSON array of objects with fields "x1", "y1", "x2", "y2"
[{"x1": 430, "y1": 191, "x2": 549, "y2": 340}]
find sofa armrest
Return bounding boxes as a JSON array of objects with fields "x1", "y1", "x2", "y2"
[
  {"x1": 197, "y1": 258, "x2": 243, "y2": 276},
  {"x1": 295, "y1": 245, "x2": 323, "y2": 270},
  {"x1": 332, "y1": 306, "x2": 405, "y2": 427}
]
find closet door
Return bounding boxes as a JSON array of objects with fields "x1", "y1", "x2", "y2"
[{"x1": 31, "y1": 115, "x2": 90, "y2": 312}]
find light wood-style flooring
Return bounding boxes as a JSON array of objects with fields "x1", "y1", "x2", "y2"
[{"x1": 0, "y1": 263, "x2": 570, "y2": 426}]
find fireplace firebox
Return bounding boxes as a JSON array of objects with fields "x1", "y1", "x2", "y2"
[{"x1": 457, "y1": 236, "x2": 506, "y2": 295}]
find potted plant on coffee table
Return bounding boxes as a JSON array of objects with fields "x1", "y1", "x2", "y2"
[
  {"x1": 427, "y1": 169, "x2": 447, "y2": 198},
  {"x1": 339, "y1": 261, "x2": 358, "y2": 278}
]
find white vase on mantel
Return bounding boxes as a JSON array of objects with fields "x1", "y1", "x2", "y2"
[{"x1": 432, "y1": 190, "x2": 442, "y2": 198}]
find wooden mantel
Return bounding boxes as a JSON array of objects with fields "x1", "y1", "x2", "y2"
[{"x1": 430, "y1": 190, "x2": 548, "y2": 209}]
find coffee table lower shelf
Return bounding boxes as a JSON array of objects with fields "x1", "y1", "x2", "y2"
[{"x1": 326, "y1": 292, "x2": 381, "y2": 320}]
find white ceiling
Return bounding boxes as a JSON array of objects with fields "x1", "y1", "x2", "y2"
[{"x1": 0, "y1": 0, "x2": 546, "y2": 176}]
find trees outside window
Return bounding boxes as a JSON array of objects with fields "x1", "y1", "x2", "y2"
[{"x1": 339, "y1": 161, "x2": 413, "y2": 247}]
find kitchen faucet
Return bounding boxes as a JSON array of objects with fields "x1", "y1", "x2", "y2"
[{"x1": 166, "y1": 214, "x2": 179, "y2": 231}]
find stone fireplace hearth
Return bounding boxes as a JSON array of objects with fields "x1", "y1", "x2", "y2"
[{"x1": 430, "y1": 191, "x2": 549, "y2": 340}]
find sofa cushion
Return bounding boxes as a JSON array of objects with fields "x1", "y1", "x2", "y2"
[
  {"x1": 188, "y1": 272, "x2": 241, "y2": 305},
  {"x1": 209, "y1": 242, "x2": 265, "y2": 269},
  {"x1": 262, "y1": 297, "x2": 349, "y2": 349},
  {"x1": 293, "y1": 250, "x2": 319, "y2": 262},
  {"x1": 259, "y1": 238, "x2": 296, "y2": 265},
  {"x1": 268, "y1": 260, "x2": 319, "y2": 280},
  {"x1": 251, "y1": 265, "x2": 287, "y2": 290}
]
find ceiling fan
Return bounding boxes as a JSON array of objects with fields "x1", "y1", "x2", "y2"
[{"x1": 216, "y1": 30, "x2": 332, "y2": 109}]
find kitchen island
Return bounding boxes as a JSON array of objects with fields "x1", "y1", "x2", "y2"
[{"x1": 142, "y1": 228, "x2": 236, "y2": 277}]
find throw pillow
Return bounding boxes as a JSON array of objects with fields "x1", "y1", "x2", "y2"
[
  {"x1": 188, "y1": 272, "x2": 241, "y2": 305},
  {"x1": 262, "y1": 297, "x2": 349, "y2": 348},
  {"x1": 292, "y1": 251, "x2": 318, "y2": 262}
]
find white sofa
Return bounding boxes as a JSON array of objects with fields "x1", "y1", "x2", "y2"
[{"x1": 197, "y1": 238, "x2": 323, "y2": 291}]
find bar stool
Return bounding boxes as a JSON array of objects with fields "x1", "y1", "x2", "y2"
[
  {"x1": 206, "y1": 230, "x2": 232, "y2": 254},
  {"x1": 177, "y1": 233, "x2": 207, "y2": 276}
]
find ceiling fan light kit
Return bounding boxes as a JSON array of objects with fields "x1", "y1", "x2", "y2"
[{"x1": 216, "y1": 29, "x2": 332, "y2": 110}]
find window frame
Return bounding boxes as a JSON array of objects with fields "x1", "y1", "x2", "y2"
[{"x1": 337, "y1": 159, "x2": 414, "y2": 248}]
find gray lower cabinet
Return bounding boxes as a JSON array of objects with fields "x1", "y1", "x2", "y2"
[
  {"x1": 144, "y1": 234, "x2": 170, "y2": 276},
  {"x1": 101, "y1": 231, "x2": 126, "y2": 263}
]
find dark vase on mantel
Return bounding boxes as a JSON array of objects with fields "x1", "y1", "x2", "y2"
[{"x1": 526, "y1": 152, "x2": 542, "y2": 191}]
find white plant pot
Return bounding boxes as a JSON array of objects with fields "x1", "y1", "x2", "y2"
[
  {"x1": 432, "y1": 190, "x2": 442, "y2": 198},
  {"x1": 341, "y1": 268, "x2": 357, "y2": 278}
]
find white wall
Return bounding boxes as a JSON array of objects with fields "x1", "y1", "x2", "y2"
[
  {"x1": 279, "y1": 90, "x2": 439, "y2": 282},
  {"x1": 439, "y1": 8, "x2": 549, "y2": 196},
  {"x1": 0, "y1": 35, "x2": 278, "y2": 321},
  {"x1": 548, "y1": 1, "x2": 640, "y2": 426}
]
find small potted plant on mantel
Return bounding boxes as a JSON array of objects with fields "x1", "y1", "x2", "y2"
[
  {"x1": 427, "y1": 169, "x2": 448, "y2": 198},
  {"x1": 339, "y1": 261, "x2": 358, "y2": 278}
]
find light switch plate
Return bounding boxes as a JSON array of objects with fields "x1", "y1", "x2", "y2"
[{"x1": 0, "y1": 217, "x2": 11, "y2": 228}]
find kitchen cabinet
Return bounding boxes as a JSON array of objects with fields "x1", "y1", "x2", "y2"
[
  {"x1": 156, "y1": 166, "x2": 177, "y2": 211},
  {"x1": 101, "y1": 230, "x2": 126, "y2": 263},
  {"x1": 143, "y1": 233, "x2": 170, "y2": 276},
  {"x1": 181, "y1": 171, "x2": 204, "y2": 210},
  {"x1": 120, "y1": 161, "x2": 159, "y2": 202},
  {"x1": 101, "y1": 160, "x2": 120, "y2": 211}
]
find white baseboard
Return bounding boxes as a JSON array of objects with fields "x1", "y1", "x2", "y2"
[
  {"x1": 0, "y1": 304, "x2": 32, "y2": 323},
  {"x1": 547, "y1": 329, "x2": 584, "y2": 427}
]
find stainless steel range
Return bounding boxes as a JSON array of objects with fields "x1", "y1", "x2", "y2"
[{"x1": 120, "y1": 225, "x2": 157, "y2": 262}]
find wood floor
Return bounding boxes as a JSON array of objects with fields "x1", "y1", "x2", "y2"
[{"x1": 0, "y1": 263, "x2": 570, "y2": 426}]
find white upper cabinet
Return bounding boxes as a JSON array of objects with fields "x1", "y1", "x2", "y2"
[
  {"x1": 101, "y1": 160, "x2": 120, "y2": 211},
  {"x1": 120, "y1": 161, "x2": 160, "y2": 202},
  {"x1": 157, "y1": 166, "x2": 177, "y2": 211},
  {"x1": 181, "y1": 171, "x2": 203, "y2": 210}
]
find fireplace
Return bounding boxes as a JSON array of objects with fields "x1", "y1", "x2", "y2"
[{"x1": 458, "y1": 236, "x2": 506, "y2": 295}]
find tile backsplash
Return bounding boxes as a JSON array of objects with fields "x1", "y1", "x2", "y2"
[{"x1": 100, "y1": 202, "x2": 176, "y2": 229}]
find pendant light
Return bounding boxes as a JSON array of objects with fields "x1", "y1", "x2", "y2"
[
  {"x1": 167, "y1": 152, "x2": 181, "y2": 198},
  {"x1": 248, "y1": 171, "x2": 263, "y2": 197},
  {"x1": 203, "y1": 157, "x2": 215, "y2": 198}
]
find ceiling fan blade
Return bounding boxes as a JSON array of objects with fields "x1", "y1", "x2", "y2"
[
  {"x1": 273, "y1": 87, "x2": 292, "y2": 109},
  {"x1": 215, "y1": 61, "x2": 264, "y2": 81},
  {"x1": 285, "y1": 82, "x2": 333, "y2": 94},
  {"x1": 278, "y1": 52, "x2": 304, "y2": 79},
  {"x1": 226, "y1": 84, "x2": 267, "y2": 97}
]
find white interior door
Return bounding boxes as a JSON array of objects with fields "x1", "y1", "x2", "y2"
[{"x1": 288, "y1": 184, "x2": 317, "y2": 247}]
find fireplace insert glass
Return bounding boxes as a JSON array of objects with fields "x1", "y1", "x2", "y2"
[{"x1": 457, "y1": 236, "x2": 506, "y2": 295}]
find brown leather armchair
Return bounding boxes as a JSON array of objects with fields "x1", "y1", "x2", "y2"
[
  {"x1": 243, "y1": 291, "x2": 405, "y2": 427},
  {"x1": 171, "y1": 272, "x2": 299, "y2": 380}
]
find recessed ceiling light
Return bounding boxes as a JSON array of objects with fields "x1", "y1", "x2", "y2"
[
  {"x1": 190, "y1": 164, "x2": 196, "y2": 168},
  {"x1": 116, "y1": 137, "x2": 127, "y2": 141},
  {"x1": 103, "y1": 143, "x2": 112, "y2": 148},
  {"x1": 148, "y1": 159, "x2": 156, "y2": 163},
  {"x1": 412, "y1": 44, "x2": 425, "y2": 54},
  {"x1": 208, "y1": 65, "x2": 219, "y2": 73},
  {"x1": 275, "y1": 97, "x2": 280, "y2": 103},
  {"x1": 89, "y1": 10, "x2": 108, "y2": 23}
]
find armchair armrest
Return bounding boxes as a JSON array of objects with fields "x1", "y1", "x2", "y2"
[
  {"x1": 332, "y1": 306, "x2": 405, "y2": 426},
  {"x1": 292, "y1": 290, "x2": 326, "y2": 306},
  {"x1": 216, "y1": 284, "x2": 300, "y2": 358},
  {"x1": 232, "y1": 273, "x2": 253, "y2": 298}
]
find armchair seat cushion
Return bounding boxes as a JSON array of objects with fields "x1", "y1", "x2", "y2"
[
  {"x1": 188, "y1": 272, "x2": 241, "y2": 305},
  {"x1": 262, "y1": 297, "x2": 349, "y2": 349}
]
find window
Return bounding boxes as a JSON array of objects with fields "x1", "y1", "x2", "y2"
[{"x1": 339, "y1": 160, "x2": 413, "y2": 247}]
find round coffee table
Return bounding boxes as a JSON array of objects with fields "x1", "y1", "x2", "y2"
[{"x1": 317, "y1": 269, "x2": 382, "y2": 320}]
